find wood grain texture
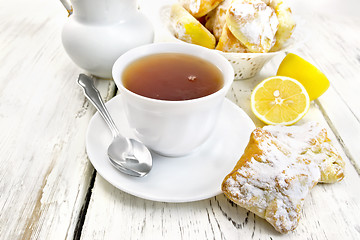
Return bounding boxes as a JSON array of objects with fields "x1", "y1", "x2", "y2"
[
  {"x1": 80, "y1": 1, "x2": 360, "y2": 239},
  {"x1": 0, "y1": 0, "x2": 116, "y2": 239},
  {"x1": 1, "y1": 0, "x2": 360, "y2": 239},
  {"x1": 291, "y1": 15, "x2": 360, "y2": 174},
  {"x1": 81, "y1": 60, "x2": 360, "y2": 240}
]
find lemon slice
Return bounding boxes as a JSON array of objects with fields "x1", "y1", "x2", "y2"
[
  {"x1": 277, "y1": 53, "x2": 330, "y2": 101},
  {"x1": 251, "y1": 76, "x2": 310, "y2": 125}
]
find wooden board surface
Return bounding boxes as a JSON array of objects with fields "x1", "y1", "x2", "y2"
[
  {"x1": 0, "y1": 0, "x2": 359, "y2": 239},
  {"x1": 80, "y1": 55, "x2": 360, "y2": 240},
  {"x1": 0, "y1": 1, "x2": 115, "y2": 239},
  {"x1": 80, "y1": 3, "x2": 360, "y2": 239}
]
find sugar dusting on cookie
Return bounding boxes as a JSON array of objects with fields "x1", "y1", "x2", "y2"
[
  {"x1": 227, "y1": 0, "x2": 278, "y2": 49},
  {"x1": 222, "y1": 122, "x2": 345, "y2": 233}
]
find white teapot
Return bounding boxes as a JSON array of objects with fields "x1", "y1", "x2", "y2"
[{"x1": 61, "y1": 0, "x2": 154, "y2": 79}]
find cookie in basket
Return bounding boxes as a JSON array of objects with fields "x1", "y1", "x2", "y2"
[
  {"x1": 205, "y1": 0, "x2": 232, "y2": 40},
  {"x1": 226, "y1": 0, "x2": 279, "y2": 53},
  {"x1": 215, "y1": 24, "x2": 249, "y2": 53},
  {"x1": 179, "y1": 0, "x2": 224, "y2": 18},
  {"x1": 170, "y1": 4, "x2": 216, "y2": 49},
  {"x1": 266, "y1": 0, "x2": 296, "y2": 52}
]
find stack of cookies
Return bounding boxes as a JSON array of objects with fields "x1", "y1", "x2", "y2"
[{"x1": 170, "y1": 0, "x2": 296, "y2": 53}]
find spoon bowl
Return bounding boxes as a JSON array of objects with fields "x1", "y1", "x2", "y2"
[
  {"x1": 107, "y1": 137, "x2": 152, "y2": 177},
  {"x1": 77, "y1": 73, "x2": 152, "y2": 177}
]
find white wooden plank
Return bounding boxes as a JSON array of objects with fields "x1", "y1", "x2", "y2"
[
  {"x1": 289, "y1": 15, "x2": 360, "y2": 172},
  {"x1": 81, "y1": 2, "x2": 360, "y2": 239},
  {"x1": 81, "y1": 45, "x2": 360, "y2": 240},
  {"x1": 0, "y1": 1, "x2": 116, "y2": 239},
  {"x1": 1, "y1": 0, "x2": 360, "y2": 239},
  {"x1": 82, "y1": 136, "x2": 360, "y2": 239}
]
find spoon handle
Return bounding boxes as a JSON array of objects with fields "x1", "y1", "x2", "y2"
[{"x1": 77, "y1": 74, "x2": 120, "y2": 138}]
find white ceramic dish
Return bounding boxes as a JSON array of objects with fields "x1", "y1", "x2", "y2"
[{"x1": 86, "y1": 95, "x2": 255, "y2": 202}]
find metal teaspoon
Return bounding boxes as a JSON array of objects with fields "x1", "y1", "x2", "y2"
[{"x1": 77, "y1": 74, "x2": 152, "y2": 177}]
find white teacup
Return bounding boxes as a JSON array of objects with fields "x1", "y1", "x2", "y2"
[{"x1": 112, "y1": 43, "x2": 234, "y2": 157}]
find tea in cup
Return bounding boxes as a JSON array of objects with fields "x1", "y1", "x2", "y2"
[{"x1": 112, "y1": 43, "x2": 234, "y2": 156}]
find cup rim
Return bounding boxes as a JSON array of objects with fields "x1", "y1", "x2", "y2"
[{"x1": 112, "y1": 42, "x2": 234, "y2": 105}]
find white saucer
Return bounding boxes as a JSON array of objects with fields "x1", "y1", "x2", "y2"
[{"x1": 86, "y1": 95, "x2": 255, "y2": 203}]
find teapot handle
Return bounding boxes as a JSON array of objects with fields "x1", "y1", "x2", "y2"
[{"x1": 60, "y1": 0, "x2": 73, "y2": 16}]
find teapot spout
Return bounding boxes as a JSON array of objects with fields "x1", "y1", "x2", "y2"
[{"x1": 60, "y1": 0, "x2": 73, "y2": 16}]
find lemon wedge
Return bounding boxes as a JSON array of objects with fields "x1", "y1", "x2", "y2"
[
  {"x1": 277, "y1": 53, "x2": 330, "y2": 101},
  {"x1": 251, "y1": 76, "x2": 310, "y2": 125}
]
